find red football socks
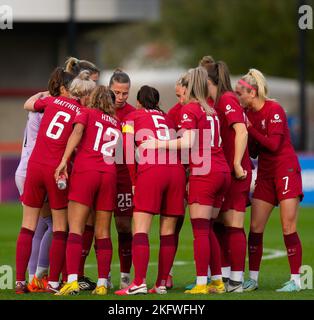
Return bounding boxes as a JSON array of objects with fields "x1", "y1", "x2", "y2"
[
  {"x1": 78, "y1": 225, "x2": 94, "y2": 277},
  {"x1": 16, "y1": 227, "x2": 34, "y2": 281},
  {"x1": 227, "y1": 226, "x2": 246, "y2": 274},
  {"x1": 209, "y1": 220, "x2": 222, "y2": 276},
  {"x1": 284, "y1": 232, "x2": 302, "y2": 275},
  {"x1": 94, "y1": 238, "x2": 112, "y2": 279},
  {"x1": 48, "y1": 231, "x2": 68, "y2": 282},
  {"x1": 213, "y1": 222, "x2": 230, "y2": 269},
  {"x1": 156, "y1": 234, "x2": 177, "y2": 287},
  {"x1": 248, "y1": 231, "x2": 263, "y2": 272},
  {"x1": 191, "y1": 218, "x2": 211, "y2": 277},
  {"x1": 66, "y1": 233, "x2": 83, "y2": 277},
  {"x1": 132, "y1": 233, "x2": 149, "y2": 286}
]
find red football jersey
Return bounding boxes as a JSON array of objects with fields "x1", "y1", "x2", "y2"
[
  {"x1": 30, "y1": 96, "x2": 82, "y2": 167},
  {"x1": 180, "y1": 101, "x2": 229, "y2": 176},
  {"x1": 215, "y1": 92, "x2": 251, "y2": 172},
  {"x1": 72, "y1": 108, "x2": 121, "y2": 174},
  {"x1": 124, "y1": 108, "x2": 180, "y2": 173},
  {"x1": 168, "y1": 103, "x2": 183, "y2": 131},
  {"x1": 115, "y1": 102, "x2": 136, "y2": 125},
  {"x1": 115, "y1": 102, "x2": 136, "y2": 176},
  {"x1": 246, "y1": 100, "x2": 301, "y2": 179}
]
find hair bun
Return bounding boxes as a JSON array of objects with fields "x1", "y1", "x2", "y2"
[
  {"x1": 114, "y1": 68, "x2": 123, "y2": 73},
  {"x1": 78, "y1": 70, "x2": 91, "y2": 81}
]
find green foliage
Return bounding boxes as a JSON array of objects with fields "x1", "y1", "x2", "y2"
[{"x1": 156, "y1": 0, "x2": 314, "y2": 80}]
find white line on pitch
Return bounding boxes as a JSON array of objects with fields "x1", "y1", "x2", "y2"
[{"x1": 85, "y1": 247, "x2": 286, "y2": 268}]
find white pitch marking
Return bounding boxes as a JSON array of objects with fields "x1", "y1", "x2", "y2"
[{"x1": 85, "y1": 248, "x2": 286, "y2": 268}]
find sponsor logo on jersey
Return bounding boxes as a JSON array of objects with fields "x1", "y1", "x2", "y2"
[
  {"x1": 261, "y1": 119, "x2": 266, "y2": 130},
  {"x1": 181, "y1": 113, "x2": 192, "y2": 122},
  {"x1": 271, "y1": 114, "x2": 283, "y2": 124},
  {"x1": 225, "y1": 104, "x2": 236, "y2": 115}
]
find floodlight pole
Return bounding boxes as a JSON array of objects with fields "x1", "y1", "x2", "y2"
[
  {"x1": 67, "y1": 0, "x2": 77, "y2": 57},
  {"x1": 298, "y1": 0, "x2": 308, "y2": 151}
]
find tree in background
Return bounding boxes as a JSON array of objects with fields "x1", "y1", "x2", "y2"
[
  {"x1": 158, "y1": 0, "x2": 313, "y2": 80},
  {"x1": 96, "y1": 0, "x2": 313, "y2": 80}
]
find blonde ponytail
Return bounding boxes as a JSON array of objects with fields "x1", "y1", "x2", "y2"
[
  {"x1": 183, "y1": 67, "x2": 215, "y2": 116},
  {"x1": 65, "y1": 57, "x2": 79, "y2": 73},
  {"x1": 65, "y1": 56, "x2": 99, "y2": 77},
  {"x1": 242, "y1": 68, "x2": 269, "y2": 100}
]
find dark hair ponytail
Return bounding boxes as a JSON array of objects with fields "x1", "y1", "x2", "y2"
[
  {"x1": 136, "y1": 85, "x2": 163, "y2": 112},
  {"x1": 205, "y1": 61, "x2": 233, "y2": 104},
  {"x1": 48, "y1": 67, "x2": 75, "y2": 97},
  {"x1": 109, "y1": 68, "x2": 131, "y2": 87}
]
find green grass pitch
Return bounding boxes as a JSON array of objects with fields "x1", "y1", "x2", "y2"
[{"x1": 0, "y1": 203, "x2": 313, "y2": 300}]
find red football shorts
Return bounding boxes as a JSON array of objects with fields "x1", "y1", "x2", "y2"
[
  {"x1": 22, "y1": 161, "x2": 68, "y2": 210},
  {"x1": 188, "y1": 171, "x2": 231, "y2": 208},
  {"x1": 134, "y1": 166, "x2": 186, "y2": 216},
  {"x1": 221, "y1": 171, "x2": 252, "y2": 212},
  {"x1": 69, "y1": 170, "x2": 116, "y2": 211},
  {"x1": 253, "y1": 170, "x2": 303, "y2": 206},
  {"x1": 114, "y1": 171, "x2": 133, "y2": 217}
]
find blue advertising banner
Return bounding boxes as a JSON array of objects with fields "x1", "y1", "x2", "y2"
[{"x1": 299, "y1": 155, "x2": 314, "y2": 206}]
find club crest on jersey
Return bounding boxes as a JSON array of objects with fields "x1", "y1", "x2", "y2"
[{"x1": 271, "y1": 114, "x2": 282, "y2": 124}]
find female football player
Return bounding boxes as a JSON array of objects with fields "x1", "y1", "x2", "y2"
[
  {"x1": 115, "y1": 85, "x2": 186, "y2": 295},
  {"x1": 235, "y1": 69, "x2": 303, "y2": 292},
  {"x1": 15, "y1": 98, "x2": 52, "y2": 292},
  {"x1": 109, "y1": 69, "x2": 136, "y2": 289},
  {"x1": 54, "y1": 85, "x2": 120, "y2": 296},
  {"x1": 203, "y1": 59, "x2": 252, "y2": 293},
  {"x1": 15, "y1": 70, "x2": 95, "y2": 294},
  {"x1": 64, "y1": 56, "x2": 100, "y2": 290},
  {"x1": 142, "y1": 68, "x2": 230, "y2": 295}
]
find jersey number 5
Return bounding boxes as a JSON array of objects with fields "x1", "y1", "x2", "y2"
[{"x1": 152, "y1": 115, "x2": 170, "y2": 141}]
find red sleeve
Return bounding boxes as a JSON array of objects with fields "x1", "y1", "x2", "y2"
[
  {"x1": 34, "y1": 96, "x2": 50, "y2": 112},
  {"x1": 248, "y1": 126, "x2": 282, "y2": 152},
  {"x1": 180, "y1": 104, "x2": 197, "y2": 130},
  {"x1": 73, "y1": 109, "x2": 88, "y2": 126},
  {"x1": 167, "y1": 103, "x2": 179, "y2": 123},
  {"x1": 220, "y1": 95, "x2": 245, "y2": 127}
]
